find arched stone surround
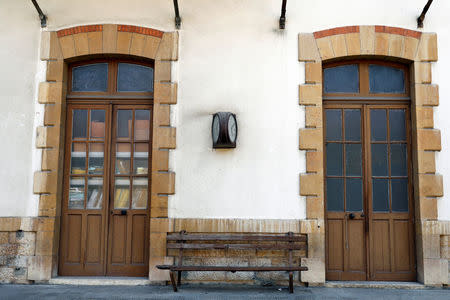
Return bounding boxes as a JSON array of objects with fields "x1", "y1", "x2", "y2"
[
  {"x1": 298, "y1": 25, "x2": 448, "y2": 285},
  {"x1": 31, "y1": 24, "x2": 178, "y2": 281}
]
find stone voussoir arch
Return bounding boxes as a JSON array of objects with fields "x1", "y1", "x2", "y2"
[
  {"x1": 31, "y1": 24, "x2": 178, "y2": 281},
  {"x1": 297, "y1": 25, "x2": 446, "y2": 285}
]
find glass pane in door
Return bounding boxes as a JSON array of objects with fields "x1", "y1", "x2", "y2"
[
  {"x1": 112, "y1": 107, "x2": 151, "y2": 213},
  {"x1": 114, "y1": 178, "x2": 130, "y2": 209},
  {"x1": 370, "y1": 108, "x2": 409, "y2": 213},
  {"x1": 325, "y1": 108, "x2": 363, "y2": 212}
]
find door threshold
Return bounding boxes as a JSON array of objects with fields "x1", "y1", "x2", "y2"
[
  {"x1": 49, "y1": 276, "x2": 150, "y2": 286},
  {"x1": 325, "y1": 281, "x2": 426, "y2": 289}
]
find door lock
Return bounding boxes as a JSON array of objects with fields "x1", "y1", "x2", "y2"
[
  {"x1": 110, "y1": 210, "x2": 128, "y2": 215},
  {"x1": 348, "y1": 213, "x2": 355, "y2": 219}
]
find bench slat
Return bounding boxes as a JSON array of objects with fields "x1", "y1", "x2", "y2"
[
  {"x1": 156, "y1": 265, "x2": 308, "y2": 272},
  {"x1": 166, "y1": 234, "x2": 307, "y2": 242},
  {"x1": 167, "y1": 243, "x2": 307, "y2": 250}
]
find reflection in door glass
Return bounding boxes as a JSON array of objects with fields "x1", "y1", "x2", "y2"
[
  {"x1": 88, "y1": 143, "x2": 104, "y2": 174},
  {"x1": 117, "y1": 110, "x2": 132, "y2": 138},
  {"x1": 71, "y1": 143, "x2": 86, "y2": 174},
  {"x1": 132, "y1": 178, "x2": 148, "y2": 209},
  {"x1": 114, "y1": 178, "x2": 130, "y2": 209},
  {"x1": 115, "y1": 143, "x2": 131, "y2": 174},
  {"x1": 134, "y1": 143, "x2": 149, "y2": 175},
  {"x1": 135, "y1": 110, "x2": 150, "y2": 140},
  {"x1": 87, "y1": 178, "x2": 103, "y2": 209},
  {"x1": 69, "y1": 177, "x2": 85, "y2": 209},
  {"x1": 90, "y1": 110, "x2": 106, "y2": 139}
]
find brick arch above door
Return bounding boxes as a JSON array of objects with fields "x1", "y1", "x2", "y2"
[
  {"x1": 31, "y1": 24, "x2": 178, "y2": 281},
  {"x1": 298, "y1": 26, "x2": 448, "y2": 285}
]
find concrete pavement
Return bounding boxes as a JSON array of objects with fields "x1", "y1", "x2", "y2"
[{"x1": 0, "y1": 284, "x2": 448, "y2": 299}]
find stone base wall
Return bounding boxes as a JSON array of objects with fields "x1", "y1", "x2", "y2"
[
  {"x1": 0, "y1": 230, "x2": 35, "y2": 284},
  {"x1": 440, "y1": 235, "x2": 450, "y2": 283},
  {"x1": 0, "y1": 217, "x2": 56, "y2": 283}
]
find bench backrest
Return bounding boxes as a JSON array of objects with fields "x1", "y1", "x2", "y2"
[{"x1": 166, "y1": 231, "x2": 308, "y2": 268}]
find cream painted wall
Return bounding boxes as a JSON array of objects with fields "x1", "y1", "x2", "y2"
[
  {"x1": 0, "y1": 1, "x2": 41, "y2": 216},
  {"x1": 0, "y1": 0, "x2": 449, "y2": 219}
]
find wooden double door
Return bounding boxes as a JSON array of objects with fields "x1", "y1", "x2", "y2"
[
  {"x1": 59, "y1": 104, "x2": 152, "y2": 276},
  {"x1": 325, "y1": 104, "x2": 415, "y2": 281}
]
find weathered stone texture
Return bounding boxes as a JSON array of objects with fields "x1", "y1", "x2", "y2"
[{"x1": 0, "y1": 229, "x2": 35, "y2": 283}]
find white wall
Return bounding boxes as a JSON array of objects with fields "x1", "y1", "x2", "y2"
[
  {"x1": 0, "y1": 1, "x2": 41, "y2": 216},
  {"x1": 0, "y1": 0, "x2": 449, "y2": 219}
]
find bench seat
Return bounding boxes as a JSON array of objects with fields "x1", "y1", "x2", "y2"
[{"x1": 156, "y1": 231, "x2": 308, "y2": 293}]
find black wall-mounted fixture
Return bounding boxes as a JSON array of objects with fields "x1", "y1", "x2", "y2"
[
  {"x1": 173, "y1": 0, "x2": 181, "y2": 29},
  {"x1": 31, "y1": 0, "x2": 47, "y2": 28},
  {"x1": 212, "y1": 112, "x2": 237, "y2": 149},
  {"x1": 417, "y1": 0, "x2": 434, "y2": 28},
  {"x1": 279, "y1": 0, "x2": 287, "y2": 29}
]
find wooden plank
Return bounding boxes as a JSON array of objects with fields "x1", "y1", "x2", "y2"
[
  {"x1": 166, "y1": 243, "x2": 307, "y2": 251},
  {"x1": 156, "y1": 265, "x2": 308, "y2": 272},
  {"x1": 166, "y1": 233, "x2": 307, "y2": 242}
]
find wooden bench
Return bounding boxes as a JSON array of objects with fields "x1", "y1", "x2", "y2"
[{"x1": 156, "y1": 231, "x2": 308, "y2": 293}]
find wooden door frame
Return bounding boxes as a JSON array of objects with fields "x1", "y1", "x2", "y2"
[
  {"x1": 323, "y1": 102, "x2": 416, "y2": 281},
  {"x1": 299, "y1": 26, "x2": 443, "y2": 284},
  {"x1": 33, "y1": 25, "x2": 178, "y2": 281}
]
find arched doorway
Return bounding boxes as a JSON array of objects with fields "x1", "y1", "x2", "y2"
[
  {"x1": 59, "y1": 58, "x2": 154, "y2": 276},
  {"x1": 323, "y1": 60, "x2": 415, "y2": 281}
]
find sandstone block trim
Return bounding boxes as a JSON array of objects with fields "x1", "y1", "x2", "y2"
[
  {"x1": 298, "y1": 25, "x2": 444, "y2": 285},
  {"x1": 32, "y1": 24, "x2": 179, "y2": 282},
  {"x1": 301, "y1": 25, "x2": 428, "y2": 62}
]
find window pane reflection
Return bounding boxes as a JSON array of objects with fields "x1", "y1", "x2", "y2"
[
  {"x1": 114, "y1": 178, "x2": 130, "y2": 209},
  {"x1": 87, "y1": 178, "x2": 103, "y2": 209}
]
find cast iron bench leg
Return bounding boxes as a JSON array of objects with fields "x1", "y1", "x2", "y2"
[
  {"x1": 169, "y1": 271, "x2": 178, "y2": 292},
  {"x1": 177, "y1": 271, "x2": 182, "y2": 286},
  {"x1": 289, "y1": 272, "x2": 293, "y2": 293}
]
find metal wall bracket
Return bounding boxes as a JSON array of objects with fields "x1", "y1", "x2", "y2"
[
  {"x1": 417, "y1": 0, "x2": 433, "y2": 28},
  {"x1": 31, "y1": 0, "x2": 47, "y2": 28},
  {"x1": 173, "y1": 0, "x2": 181, "y2": 29},
  {"x1": 279, "y1": 0, "x2": 287, "y2": 29}
]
